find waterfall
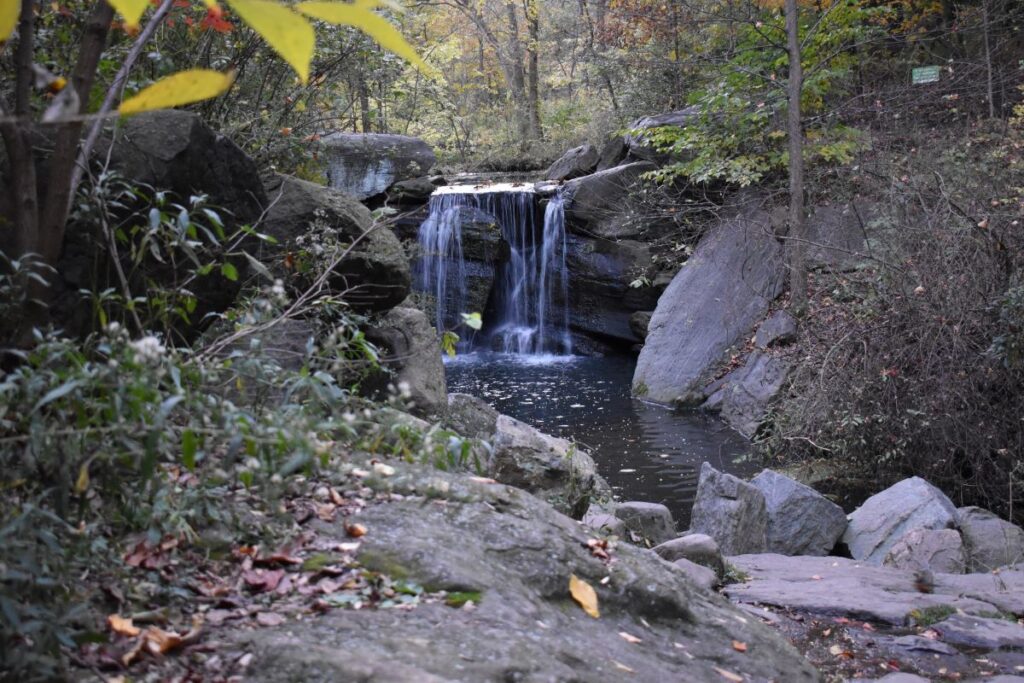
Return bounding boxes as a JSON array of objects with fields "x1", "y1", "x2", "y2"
[{"x1": 415, "y1": 184, "x2": 572, "y2": 356}]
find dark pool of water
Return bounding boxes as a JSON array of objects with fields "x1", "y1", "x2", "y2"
[{"x1": 446, "y1": 352, "x2": 755, "y2": 528}]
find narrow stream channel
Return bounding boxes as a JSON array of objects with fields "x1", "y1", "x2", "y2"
[{"x1": 447, "y1": 352, "x2": 754, "y2": 529}]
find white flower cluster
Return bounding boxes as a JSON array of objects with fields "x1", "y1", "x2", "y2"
[{"x1": 129, "y1": 335, "x2": 165, "y2": 364}]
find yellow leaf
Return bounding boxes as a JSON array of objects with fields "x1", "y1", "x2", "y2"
[
  {"x1": 107, "y1": 614, "x2": 141, "y2": 637},
  {"x1": 226, "y1": 0, "x2": 314, "y2": 84},
  {"x1": 1, "y1": 0, "x2": 18, "y2": 44},
  {"x1": 74, "y1": 462, "x2": 90, "y2": 494},
  {"x1": 119, "y1": 70, "x2": 235, "y2": 116},
  {"x1": 107, "y1": 0, "x2": 151, "y2": 29},
  {"x1": 296, "y1": 1, "x2": 431, "y2": 74},
  {"x1": 569, "y1": 574, "x2": 599, "y2": 618}
]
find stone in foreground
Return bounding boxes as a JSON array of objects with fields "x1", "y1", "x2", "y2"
[
  {"x1": 932, "y1": 613, "x2": 1024, "y2": 650},
  {"x1": 671, "y1": 558, "x2": 718, "y2": 591},
  {"x1": 652, "y1": 533, "x2": 725, "y2": 578},
  {"x1": 883, "y1": 528, "x2": 966, "y2": 574},
  {"x1": 842, "y1": 477, "x2": 959, "y2": 565},
  {"x1": 444, "y1": 393, "x2": 499, "y2": 439},
  {"x1": 232, "y1": 463, "x2": 820, "y2": 683},
  {"x1": 633, "y1": 199, "x2": 784, "y2": 404},
  {"x1": 690, "y1": 462, "x2": 768, "y2": 555},
  {"x1": 751, "y1": 469, "x2": 847, "y2": 556},
  {"x1": 613, "y1": 501, "x2": 676, "y2": 546},
  {"x1": 490, "y1": 415, "x2": 602, "y2": 518},
  {"x1": 957, "y1": 506, "x2": 1024, "y2": 572},
  {"x1": 724, "y1": 554, "x2": 1024, "y2": 626}
]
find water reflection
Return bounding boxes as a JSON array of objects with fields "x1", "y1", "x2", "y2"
[{"x1": 446, "y1": 352, "x2": 754, "y2": 528}]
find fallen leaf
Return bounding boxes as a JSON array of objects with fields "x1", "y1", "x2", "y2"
[
  {"x1": 345, "y1": 521, "x2": 367, "y2": 538},
  {"x1": 612, "y1": 660, "x2": 635, "y2": 673},
  {"x1": 317, "y1": 504, "x2": 336, "y2": 521},
  {"x1": 107, "y1": 614, "x2": 140, "y2": 637},
  {"x1": 143, "y1": 626, "x2": 183, "y2": 656},
  {"x1": 618, "y1": 631, "x2": 641, "y2": 644},
  {"x1": 468, "y1": 476, "x2": 498, "y2": 484},
  {"x1": 328, "y1": 487, "x2": 345, "y2": 506},
  {"x1": 569, "y1": 574, "x2": 599, "y2": 618},
  {"x1": 732, "y1": 640, "x2": 747, "y2": 652},
  {"x1": 713, "y1": 667, "x2": 744, "y2": 682},
  {"x1": 811, "y1": 574, "x2": 823, "y2": 580},
  {"x1": 243, "y1": 568, "x2": 285, "y2": 593},
  {"x1": 372, "y1": 462, "x2": 396, "y2": 477}
]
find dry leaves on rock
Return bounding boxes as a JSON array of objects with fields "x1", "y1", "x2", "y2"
[{"x1": 121, "y1": 615, "x2": 203, "y2": 666}]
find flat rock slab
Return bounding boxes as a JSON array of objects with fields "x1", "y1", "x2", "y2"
[
  {"x1": 932, "y1": 613, "x2": 1024, "y2": 650},
  {"x1": 724, "y1": 554, "x2": 1024, "y2": 626},
  {"x1": 231, "y1": 465, "x2": 820, "y2": 683}
]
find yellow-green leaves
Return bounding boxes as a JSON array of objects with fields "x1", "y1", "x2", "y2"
[
  {"x1": 226, "y1": 0, "x2": 315, "y2": 84},
  {"x1": 569, "y1": 574, "x2": 600, "y2": 618},
  {"x1": 297, "y1": 1, "x2": 432, "y2": 74},
  {"x1": 119, "y1": 69, "x2": 235, "y2": 116},
  {"x1": 1, "y1": 0, "x2": 20, "y2": 44},
  {"x1": 107, "y1": 0, "x2": 152, "y2": 30}
]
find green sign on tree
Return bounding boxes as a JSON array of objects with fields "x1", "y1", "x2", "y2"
[{"x1": 912, "y1": 66, "x2": 941, "y2": 84}]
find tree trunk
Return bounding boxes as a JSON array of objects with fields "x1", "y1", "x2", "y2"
[
  {"x1": 504, "y1": 0, "x2": 530, "y2": 146},
  {"x1": 785, "y1": 0, "x2": 807, "y2": 313},
  {"x1": 525, "y1": 0, "x2": 543, "y2": 140}
]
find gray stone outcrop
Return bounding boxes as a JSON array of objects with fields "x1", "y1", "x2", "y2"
[
  {"x1": 545, "y1": 144, "x2": 599, "y2": 181},
  {"x1": 883, "y1": 528, "x2": 967, "y2": 574},
  {"x1": 321, "y1": 133, "x2": 436, "y2": 200},
  {"x1": 232, "y1": 461, "x2": 820, "y2": 682},
  {"x1": 490, "y1": 415, "x2": 601, "y2": 518},
  {"x1": 613, "y1": 501, "x2": 676, "y2": 546},
  {"x1": 690, "y1": 462, "x2": 768, "y2": 555},
  {"x1": 957, "y1": 506, "x2": 1024, "y2": 572},
  {"x1": 633, "y1": 201, "x2": 784, "y2": 405},
  {"x1": 364, "y1": 307, "x2": 446, "y2": 417},
  {"x1": 750, "y1": 469, "x2": 846, "y2": 556},
  {"x1": 755, "y1": 310, "x2": 798, "y2": 348},
  {"x1": 842, "y1": 477, "x2": 959, "y2": 565}
]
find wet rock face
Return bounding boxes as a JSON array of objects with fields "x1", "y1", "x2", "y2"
[
  {"x1": 321, "y1": 133, "x2": 436, "y2": 200},
  {"x1": 842, "y1": 477, "x2": 959, "y2": 565},
  {"x1": 633, "y1": 200, "x2": 785, "y2": 405},
  {"x1": 262, "y1": 174, "x2": 411, "y2": 312},
  {"x1": 231, "y1": 462, "x2": 821, "y2": 683},
  {"x1": 750, "y1": 469, "x2": 847, "y2": 557},
  {"x1": 689, "y1": 462, "x2": 768, "y2": 556}
]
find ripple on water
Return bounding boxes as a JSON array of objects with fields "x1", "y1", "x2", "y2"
[{"x1": 446, "y1": 352, "x2": 754, "y2": 529}]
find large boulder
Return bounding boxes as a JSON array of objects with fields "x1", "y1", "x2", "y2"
[
  {"x1": 564, "y1": 236, "x2": 659, "y2": 348},
  {"x1": 707, "y1": 351, "x2": 790, "y2": 437},
  {"x1": 613, "y1": 501, "x2": 676, "y2": 546},
  {"x1": 233, "y1": 462, "x2": 820, "y2": 682},
  {"x1": 545, "y1": 144, "x2": 599, "y2": 181},
  {"x1": 263, "y1": 174, "x2": 410, "y2": 311},
  {"x1": 321, "y1": 133, "x2": 436, "y2": 200},
  {"x1": 633, "y1": 201, "x2": 784, "y2": 404},
  {"x1": 563, "y1": 162, "x2": 658, "y2": 239},
  {"x1": 883, "y1": 528, "x2": 966, "y2": 574},
  {"x1": 842, "y1": 477, "x2": 959, "y2": 565},
  {"x1": 690, "y1": 462, "x2": 768, "y2": 555},
  {"x1": 489, "y1": 414, "x2": 602, "y2": 518},
  {"x1": 625, "y1": 107, "x2": 700, "y2": 163},
  {"x1": 957, "y1": 506, "x2": 1024, "y2": 571},
  {"x1": 750, "y1": 469, "x2": 847, "y2": 556},
  {"x1": 596, "y1": 135, "x2": 629, "y2": 171},
  {"x1": 59, "y1": 110, "x2": 268, "y2": 335},
  {"x1": 364, "y1": 307, "x2": 446, "y2": 417}
]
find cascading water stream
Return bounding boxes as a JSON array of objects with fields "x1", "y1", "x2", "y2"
[{"x1": 415, "y1": 184, "x2": 572, "y2": 356}]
